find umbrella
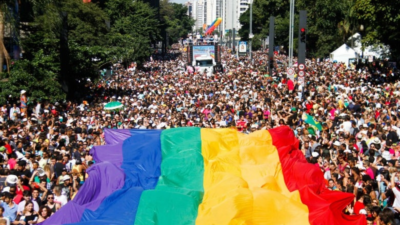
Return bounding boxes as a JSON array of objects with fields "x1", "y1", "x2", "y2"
[{"x1": 104, "y1": 101, "x2": 123, "y2": 111}]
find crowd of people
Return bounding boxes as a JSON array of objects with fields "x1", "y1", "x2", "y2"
[{"x1": 0, "y1": 42, "x2": 399, "y2": 224}]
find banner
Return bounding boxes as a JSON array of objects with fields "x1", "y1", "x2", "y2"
[
  {"x1": 238, "y1": 41, "x2": 247, "y2": 56},
  {"x1": 192, "y1": 45, "x2": 215, "y2": 62}
]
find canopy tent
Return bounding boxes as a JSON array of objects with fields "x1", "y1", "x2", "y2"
[
  {"x1": 330, "y1": 44, "x2": 359, "y2": 67},
  {"x1": 349, "y1": 33, "x2": 390, "y2": 59}
]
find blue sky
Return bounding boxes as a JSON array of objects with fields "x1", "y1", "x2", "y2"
[{"x1": 170, "y1": 0, "x2": 186, "y2": 3}]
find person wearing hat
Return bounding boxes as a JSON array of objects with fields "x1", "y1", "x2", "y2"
[
  {"x1": 60, "y1": 175, "x2": 72, "y2": 200},
  {"x1": 57, "y1": 168, "x2": 69, "y2": 186},
  {"x1": 0, "y1": 147, "x2": 7, "y2": 163},
  {"x1": 309, "y1": 152, "x2": 324, "y2": 173}
]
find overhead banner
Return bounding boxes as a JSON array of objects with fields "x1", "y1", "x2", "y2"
[{"x1": 238, "y1": 41, "x2": 247, "y2": 56}]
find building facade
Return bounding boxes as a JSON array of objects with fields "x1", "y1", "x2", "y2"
[{"x1": 188, "y1": 0, "x2": 249, "y2": 37}]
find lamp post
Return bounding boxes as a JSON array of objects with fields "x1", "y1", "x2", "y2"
[
  {"x1": 360, "y1": 24, "x2": 364, "y2": 59},
  {"x1": 288, "y1": 0, "x2": 295, "y2": 67},
  {"x1": 249, "y1": 0, "x2": 253, "y2": 60}
]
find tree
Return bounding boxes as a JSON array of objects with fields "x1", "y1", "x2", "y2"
[
  {"x1": 0, "y1": 0, "x2": 111, "y2": 102},
  {"x1": 163, "y1": 3, "x2": 195, "y2": 44},
  {"x1": 337, "y1": 0, "x2": 358, "y2": 46},
  {"x1": 239, "y1": 0, "x2": 292, "y2": 51},
  {"x1": 106, "y1": 0, "x2": 160, "y2": 66},
  {"x1": 239, "y1": 0, "x2": 361, "y2": 58},
  {"x1": 0, "y1": 49, "x2": 64, "y2": 103},
  {"x1": 354, "y1": 0, "x2": 400, "y2": 59},
  {"x1": 160, "y1": 0, "x2": 195, "y2": 45},
  {"x1": 0, "y1": 0, "x2": 14, "y2": 74}
]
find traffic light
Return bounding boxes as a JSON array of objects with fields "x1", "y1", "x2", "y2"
[{"x1": 300, "y1": 27, "x2": 306, "y2": 43}]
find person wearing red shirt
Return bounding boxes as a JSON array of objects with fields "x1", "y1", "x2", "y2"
[
  {"x1": 353, "y1": 189, "x2": 365, "y2": 215},
  {"x1": 287, "y1": 79, "x2": 294, "y2": 91},
  {"x1": 7, "y1": 154, "x2": 17, "y2": 170},
  {"x1": 236, "y1": 117, "x2": 247, "y2": 132},
  {"x1": 305, "y1": 98, "x2": 314, "y2": 114},
  {"x1": 4, "y1": 141, "x2": 12, "y2": 155}
]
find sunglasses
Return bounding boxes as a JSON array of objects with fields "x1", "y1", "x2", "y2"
[{"x1": 48, "y1": 197, "x2": 54, "y2": 199}]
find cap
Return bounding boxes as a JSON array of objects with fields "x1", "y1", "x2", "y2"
[
  {"x1": 312, "y1": 152, "x2": 319, "y2": 157},
  {"x1": 20, "y1": 90, "x2": 26, "y2": 94},
  {"x1": 334, "y1": 141, "x2": 341, "y2": 146},
  {"x1": 62, "y1": 175, "x2": 71, "y2": 181},
  {"x1": 1, "y1": 187, "x2": 10, "y2": 193},
  {"x1": 5, "y1": 175, "x2": 18, "y2": 185}
]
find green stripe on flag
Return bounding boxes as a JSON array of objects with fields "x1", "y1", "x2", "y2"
[{"x1": 134, "y1": 127, "x2": 204, "y2": 225}]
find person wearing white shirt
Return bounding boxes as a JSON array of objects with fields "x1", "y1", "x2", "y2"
[
  {"x1": 53, "y1": 186, "x2": 68, "y2": 207},
  {"x1": 35, "y1": 102, "x2": 41, "y2": 118},
  {"x1": 390, "y1": 171, "x2": 400, "y2": 209},
  {"x1": 9, "y1": 104, "x2": 20, "y2": 120},
  {"x1": 17, "y1": 192, "x2": 39, "y2": 213}
]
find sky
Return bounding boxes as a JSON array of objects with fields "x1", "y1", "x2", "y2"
[{"x1": 170, "y1": 0, "x2": 186, "y2": 4}]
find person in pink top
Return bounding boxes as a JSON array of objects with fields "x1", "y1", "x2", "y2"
[
  {"x1": 329, "y1": 108, "x2": 336, "y2": 120},
  {"x1": 364, "y1": 161, "x2": 375, "y2": 180},
  {"x1": 7, "y1": 154, "x2": 17, "y2": 170}
]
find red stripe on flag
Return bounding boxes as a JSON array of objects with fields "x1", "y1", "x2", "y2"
[{"x1": 268, "y1": 126, "x2": 366, "y2": 225}]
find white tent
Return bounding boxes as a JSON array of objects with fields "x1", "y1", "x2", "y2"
[
  {"x1": 349, "y1": 33, "x2": 390, "y2": 59},
  {"x1": 330, "y1": 44, "x2": 359, "y2": 67}
]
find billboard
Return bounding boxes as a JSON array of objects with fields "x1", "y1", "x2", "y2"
[
  {"x1": 192, "y1": 45, "x2": 215, "y2": 61},
  {"x1": 238, "y1": 41, "x2": 247, "y2": 56}
]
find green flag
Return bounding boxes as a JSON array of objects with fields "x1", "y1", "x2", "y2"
[
  {"x1": 307, "y1": 127, "x2": 316, "y2": 135},
  {"x1": 303, "y1": 114, "x2": 322, "y2": 131}
]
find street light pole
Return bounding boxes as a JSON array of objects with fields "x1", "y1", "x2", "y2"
[
  {"x1": 249, "y1": 0, "x2": 253, "y2": 60},
  {"x1": 288, "y1": 0, "x2": 295, "y2": 67},
  {"x1": 220, "y1": 0, "x2": 223, "y2": 44},
  {"x1": 231, "y1": 0, "x2": 234, "y2": 51}
]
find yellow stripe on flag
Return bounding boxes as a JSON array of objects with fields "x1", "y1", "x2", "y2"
[{"x1": 197, "y1": 129, "x2": 310, "y2": 225}]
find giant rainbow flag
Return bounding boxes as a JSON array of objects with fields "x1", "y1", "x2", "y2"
[{"x1": 42, "y1": 126, "x2": 366, "y2": 225}]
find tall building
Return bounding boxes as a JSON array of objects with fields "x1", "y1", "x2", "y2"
[
  {"x1": 188, "y1": 0, "x2": 249, "y2": 37},
  {"x1": 186, "y1": 1, "x2": 193, "y2": 17},
  {"x1": 194, "y1": 0, "x2": 205, "y2": 32}
]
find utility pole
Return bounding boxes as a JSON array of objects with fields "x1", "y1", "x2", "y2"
[
  {"x1": 288, "y1": 0, "x2": 295, "y2": 67},
  {"x1": 268, "y1": 16, "x2": 275, "y2": 75},
  {"x1": 249, "y1": 0, "x2": 253, "y2": 60},
  {"x1": 231, "y1": 0, "x2": 235, "y2": 53},
  {"x1": 220, "y1": 0, "x2": 223, "y2": 44}
]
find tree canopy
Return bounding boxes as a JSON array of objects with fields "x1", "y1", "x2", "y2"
[
  {"x1": 239, "y1": 0, "x2": 400, "y2": 59},
  {"x1": 160, "y1": 0, "x2": 195, "y2": 45},
  {"x1": 0, "y1": 0, "x2": 162, "y2": 103}
]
